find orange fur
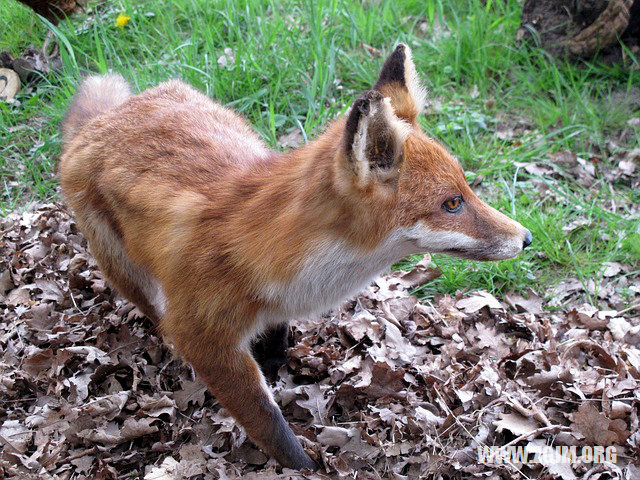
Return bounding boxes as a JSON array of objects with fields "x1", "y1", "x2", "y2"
[{"x1": 59, "y1": 44, "x2": 530, "y2": 470}]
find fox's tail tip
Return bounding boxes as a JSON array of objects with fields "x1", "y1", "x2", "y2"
[{"x1": 62, "y1": 73, "x2": 132, "y2": 147}]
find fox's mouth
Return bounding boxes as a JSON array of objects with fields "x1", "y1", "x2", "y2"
[
  {"x1": 442, "y1": 248, "x2": 487, "y2": 261},
  {"x1": 441, "y1": 246, "x2": 521, "y2": 262}
]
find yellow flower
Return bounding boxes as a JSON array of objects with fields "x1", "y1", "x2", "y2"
[{"x1": 115, "y1": 14, "x2": 131, "y2": 28}]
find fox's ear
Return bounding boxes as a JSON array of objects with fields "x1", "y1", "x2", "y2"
[
  {"x1": 342, "y1": 90, "x2": 410, "y2": 190},
  {"x1": 373, "y1": 43, "x2": 426, "y2": 123}
]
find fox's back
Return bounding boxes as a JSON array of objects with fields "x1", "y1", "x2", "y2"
[{"x1": 61, "y1": 79, "x2": 272, "y2": 194}]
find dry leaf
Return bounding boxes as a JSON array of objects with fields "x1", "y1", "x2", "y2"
[
  {"x1": 455, "y1": 290, "x2": 503, "y2": 313},
  {"x1": 494, "y1": 413, "x2": 539, "y2": 436},
  {"x1": 570, "y1": 403, "x2": 626, "y2": 445}
]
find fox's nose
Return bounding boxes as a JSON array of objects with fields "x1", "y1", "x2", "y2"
[{"x1": 523, "y1": 230, "x2": 533, "y2": 249}]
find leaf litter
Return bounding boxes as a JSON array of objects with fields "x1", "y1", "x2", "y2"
[{"x1": 1, "y1": 203, "x2": 639, "y2": 479}]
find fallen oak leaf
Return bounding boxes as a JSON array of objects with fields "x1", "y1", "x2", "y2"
[
  {"x1": 78, "y1": 417, "x2": 159, "y2": 445},
  {"x1": 6, "y1": 285, "x2": 31, "y2": 306},
  {"x1": 454, "y1": 388, "x2": 474, "y2": 407},
  {"x1": 488, "y1": 424, "x2": 572, "y2": 459},
  {"x1": 0, "y1": 420, "x2": 32, "y2": 453},
  {"x1": 396, "y1": 254, "x2": 442, "y2": 288},
  {"x1": 606, "y1": 376, "x2": 638, "y2": 398},
  {"x1": 69, "y1": 452, "x2": 95, "y2": 474},
  {"x1": 296, "y1": 384, "x2": 330, "y2": 425},
  {"x1": 570, "y1": 402, "x2": 625, "y2": 445},
  {"x1": 139, "y1": 394, "x2": 177, "y2": 419},
  {"x1": 414, "y1": 405, "x2": 444, "y2": 430},
  {"x1": 504, "y1": 290, "x2": 544, "y2": 315},
  {"x1": 144, "y1": 456, "x2": 179, "y2": 480},
  {"x1": 518, "y1": 162, "x2": 554, "y2": 177},
  {"x1": 504, "y1": 391, "x2": 551, "y2": 427},
  {"x1": 34, "y1": 278, "x2": 65, "y2": 302},
  {"x1": 608, "y1": 317, "x2": 635, "y2": 342},
  {"x1": 494, "y1": 412, "x2": 539, "y2": 436},
  {"x1": 455, "y1": 290, "x2": 503, "y2": 314},
  {"x1": 382, "y1": 319, "x2": 417, "y2": 363},
  {"x1": 0, "y1": 268, "x2": 15, "y2": 295},
  {"x1": 338, "y1": 307, "x2": 381, "y2": 342},
  {"x1": 473, "y1": 323, "x2": 511, "y2": 355},
  {"x1": 524, "y1": 365, "x2": 573, "y2": 395},
  {"x1": 341, "y1": 428, "x2": 379, "y2": 459},
  {"x1": 608, "y1": 418, "x2": 631, "y2": 444},
  {"x1": 362, "y1": 362, "x2": 405, "y2": 399},
  {"x1": 22, "y1": 347, "x2": 55, "y2": 378},
  {"x1": 381, "y1": 296, "x2": 417, "y2": 325},
  {"x1": 79, "y1": 391, "x2": 130, "y2": 419},
  {"x1": 526, "y1": 439, "x2": 577, "y2": 480},
  {"x1": 233, "y1": 443, "x2": 269, "y2": 466},
  {"x1": 63, "y1": 345, "x2": 111, "y2": 364},
  {"x1": 68, "y1": 372, "x2": 92, "y2": 402},
  {"x1": 561, "y1": 340, "x2": 617, "y2": 371},
  {"x1": 568, "y1": 304, "x2": 608, "y2": 330},
  {"x1": 317, "y1": 426, "x2": 354, "y2": 447},
  {"x1": 602, "y1": 261, "x2": 623, "y2": 278}
]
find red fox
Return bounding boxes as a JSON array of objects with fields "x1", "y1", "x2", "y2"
[{"x1": 59, "y1": 44, "x2": 531, "y2": 470}]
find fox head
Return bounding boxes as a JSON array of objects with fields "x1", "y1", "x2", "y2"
[{"x1": 334, "y1": 44, "x2": 531, "y2": 261}]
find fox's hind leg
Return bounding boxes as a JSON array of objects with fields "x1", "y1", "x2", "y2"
[{"x1": 77, "y1": 211, "x2": 165, "y2": 322}]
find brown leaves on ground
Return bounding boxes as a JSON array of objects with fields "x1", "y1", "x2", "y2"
[
  {"x1": 571, "y1": 403, "x2": 629, "y2": 446},
  {"x1": 1, "y1": 204, "x2": 639, "y2": 479}
]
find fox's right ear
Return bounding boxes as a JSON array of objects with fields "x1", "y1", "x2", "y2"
[
  {"x1": 340, "y1": 90, "x2": 410, "y2": 191},
  {"x1": 374, "y1": 43, "x2": 426, "y2": 124}
]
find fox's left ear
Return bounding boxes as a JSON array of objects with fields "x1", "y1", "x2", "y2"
[
  {"x1": 374, "y1": 43, "x2": 426, "y2": 123},
  {"x1": 341, "y1": 90, "x2": 410, "y2": 191}
]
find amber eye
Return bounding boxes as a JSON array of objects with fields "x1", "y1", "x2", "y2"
[{"x1": 443, "y1": 196, "x2": 463, "y2": 213}]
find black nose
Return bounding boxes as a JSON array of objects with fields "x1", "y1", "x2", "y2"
[{"x1": 523, "y1": 230, "x2": 533, "y2": 249}]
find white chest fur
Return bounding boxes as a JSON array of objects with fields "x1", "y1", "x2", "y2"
[{"x1": 258, "y1": 228, "x2": 419, "y2": 323}]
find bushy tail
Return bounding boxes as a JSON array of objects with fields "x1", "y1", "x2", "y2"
[{"x1": 62, "y1": 73, "x2": 132, "y2": 146}]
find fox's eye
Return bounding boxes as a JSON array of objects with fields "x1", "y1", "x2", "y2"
[{"x1": 443, "y1": 196, "x2": 463, "y2": 213}]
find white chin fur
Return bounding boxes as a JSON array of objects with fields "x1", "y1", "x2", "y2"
[{"x1": 402, "y1": 222, "x2": 523, "y2": 260}]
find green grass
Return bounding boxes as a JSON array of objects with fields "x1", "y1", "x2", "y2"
[{"x1": 1, "y1": 0, "x2": 639, "y2": 304}]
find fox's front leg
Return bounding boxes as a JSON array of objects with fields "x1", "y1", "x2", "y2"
[
  {"x1": 252, "y1": 322, "x2": 289, "y2": 380},
  {"x1": 171, "y1": 321, "x2": 317, "y2": 470}
]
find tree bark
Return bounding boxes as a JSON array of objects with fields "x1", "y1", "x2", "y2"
[
  {"x1": 518, "y1": 0, "x2": 639, "y2": 61},
  {"x1": 15, "y1": 0, "x2": 84, "y2": 25}
]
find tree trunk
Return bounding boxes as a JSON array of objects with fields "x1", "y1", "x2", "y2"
[
  {"x1": 15, "y1": 0, "x2": 84, "y2": 25},
  {"x1": 518, "y1": 0, "x2": 640, "y2": 61}
]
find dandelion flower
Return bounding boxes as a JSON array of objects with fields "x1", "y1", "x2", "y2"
[{"x1": 115, "y1": 14, "x2": 131, "y2": 28}]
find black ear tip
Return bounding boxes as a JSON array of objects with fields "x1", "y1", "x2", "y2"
[
  {"x1": 374, "y1": 46, "x2": 407, "y2": 89},
  {"x1": 363, "y1": 90, "x2": 384, "y2": 102},
  {"x1": 356, "y1": 97, "x2": 370, "y2": 115},
  {"x1": 346, "y1": 95, "x2": 369, "y2": 133},
  {"x1": 355, "y1": 90, "x2": 383, "y2": 115}
]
